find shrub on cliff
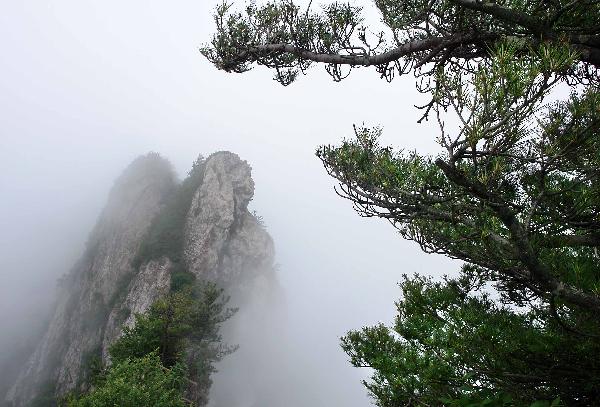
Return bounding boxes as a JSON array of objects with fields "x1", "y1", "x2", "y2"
[
  {"x1": 133, "y1": 155, "x2": 206, "y2": 271},
  {"x1": 66, "y1": 352, "x2": 187, "y2": 407},
  {"x1": 70, "y1": 281, "x2": 236, "y2": 406}
]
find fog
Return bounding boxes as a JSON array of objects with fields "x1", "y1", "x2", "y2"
[{"x1": 0, "y1": 0, "x2": 455, "y2": 405}]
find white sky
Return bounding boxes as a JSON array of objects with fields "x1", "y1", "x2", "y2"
[{"x1": 0, "y1": 1, "x2": 456, "y2": 405}]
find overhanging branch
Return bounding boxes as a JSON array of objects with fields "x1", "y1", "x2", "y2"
[
  {"x1": 435, "y1": 158, "x2": 600, "y2": 313},
  {"x1": 543, "y1": 234, "x2": 600, "y2": 248},
  {"x1": 223, "y1": 32, "x2": 497, "y2": 70},
  {"x1": 448, "y1": 0, "x2": 545, "y2": 32}
]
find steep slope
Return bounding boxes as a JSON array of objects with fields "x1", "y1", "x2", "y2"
[
  {"x1": 6, "y1": 151, "x2": 275, "y2": 406},
  {"x1": 185, "y1": 152, "x2": 274, "y2": 292}
]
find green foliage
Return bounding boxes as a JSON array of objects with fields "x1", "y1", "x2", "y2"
[
  {"x1": 67, "y1": 154, "x2": 239, "y2": 406},
  {"x1": 30, "y1": 381, "x2": 58, "y2": 407},
  {"x1": 108, "y1": 311, "x2": 164, "y2": 367},
  {"x1": 78, "y1": 281, "x2": 237, "y2": 406},
  {"x1": 323, "y1": 73, "x2": 600, "y2": 402},
  {"x1": 132, "y1": 154, "x2": 216, "y2": 306},
  {"x1": 170, "y1": 271, "x2": 197, "y2": 293},
  {"x1": 203, "y1": 0, "x2": 599, "y2": 85},
  {"x1": 110, "y1": 282, "x2": 236, "y2": 367},
  {"x1": 202, "y1": 1, "x2": 365, "y2": 83},
  {"x1": 133, "y1": 155, "x2": 206, "y2": 271},
  {"x1": 80, "y1": 345, "x2": 105, "y2": 389},
  {"x1": 66, "y1": 352, "x2": 187, "y2": 407},
  {"x1": 204, "y1": 0, "x2": 600, "y2": 405},
  {"x1": 342, "y1": 273, "x2": 600, "y2": 405}
]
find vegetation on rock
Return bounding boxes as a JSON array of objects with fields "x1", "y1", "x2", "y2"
[
  {"x1": 66, "y1": 352, "x2": 187, "y2": 407},
  {"x1": 134, "y1": 155, "x2": 207, "y2": 291},
  {"x1": 72, "y1": 153, "x2": 241, "y2": 406},
  {"x1": 69, "y1": 281, "x2": 236, "y2": 407}
]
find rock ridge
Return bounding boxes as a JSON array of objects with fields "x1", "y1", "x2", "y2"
[{"x1": 6, "y1": 151, "x2": 275, "y2": 406}]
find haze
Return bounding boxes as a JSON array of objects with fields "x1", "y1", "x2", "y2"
[{"x1": 0, "y1": 1, "x2": 455, "y2": 405}]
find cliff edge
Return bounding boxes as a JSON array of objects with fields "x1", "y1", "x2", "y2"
[{"x1": 6, "y1": 151, "x2": 275, "y2": 406}]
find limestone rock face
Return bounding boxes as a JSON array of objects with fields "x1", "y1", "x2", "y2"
[
  {"x1": 6, "y1": 151, "x2": 276, "y2": 406},
  {"x1": 6, "y1": 154, "x2": 175, "y2": 406},
  {"x1": 185, "y1": 152, "x2": 275, "y2": 293},
  {"x1": 101, "y1": 257, "x2": 172, "y2": 360}
]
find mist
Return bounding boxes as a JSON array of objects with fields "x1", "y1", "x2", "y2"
[{"x1": 0, "y1": 0, "x2": 456, "y2": 405}]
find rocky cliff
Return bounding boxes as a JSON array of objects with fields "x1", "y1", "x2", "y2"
[{"x1": 6, "y1": 151, "x2": 276, "y2": 406}]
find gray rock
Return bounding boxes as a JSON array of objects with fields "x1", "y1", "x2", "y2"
[
  {"x1": 6, "y1": 153, "x2": 175, "y2": 405},
  {"x1": 101, "y1": 257, "x2": 172, "y2": 361},
  {"x1": 6, "y1": 151, "x2": 276, "y2": 406},
  {"x1": 185, "y1": 152, "x2": 275, "y2": 293}
]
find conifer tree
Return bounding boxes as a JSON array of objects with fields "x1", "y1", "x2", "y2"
[{"x1": 203, "y1": 1, "x2": 600, "y2": 404}]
